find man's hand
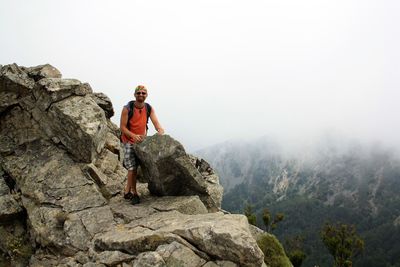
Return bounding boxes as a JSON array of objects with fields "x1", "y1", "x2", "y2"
[
  {"x1": 157, "y1": 128, "x2": 165, "y2": 135},
  {"x1": 131, "y1": 134, "x2": 144, "y2": 143}
]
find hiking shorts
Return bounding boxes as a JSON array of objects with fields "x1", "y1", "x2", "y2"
[{"x1": 123, "y1": 143, "x2": 139, "y2": 171}]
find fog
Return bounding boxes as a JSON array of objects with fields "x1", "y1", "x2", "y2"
[{"x1": 1, "y1": 0, "x2": 399, "y2": 151}]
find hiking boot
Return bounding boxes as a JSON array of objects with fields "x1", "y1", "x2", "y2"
[
  {"x1": 124, "y1": 192, "x2": 134, "y2": 200},
  {"x1": 131, "y1": 194, "x2": 140, "y2": 205}
]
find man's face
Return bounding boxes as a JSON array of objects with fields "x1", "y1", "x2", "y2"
[{"x1": 135, "y1": 90, "x2": 147, "y2": 102}]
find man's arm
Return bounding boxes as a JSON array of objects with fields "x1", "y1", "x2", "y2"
[
  {"x1": 120, "y1": 107, "x2": 143, "y2": 142},
  {"x1": 149, "y1": 108, "x2": 164, "y2": 135}
]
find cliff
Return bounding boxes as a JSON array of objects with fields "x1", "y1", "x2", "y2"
[{"x1": 0, "y1": 64, "x2": 283, "y2": 267}]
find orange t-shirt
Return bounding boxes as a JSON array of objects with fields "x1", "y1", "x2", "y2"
[{"x1": 121, "y1": 105, "x2": 148, "y2": 144}]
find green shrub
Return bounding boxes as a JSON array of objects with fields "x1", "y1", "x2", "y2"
[{"x1": 257, "y1": 233, "x2": 292, "y2": 267}]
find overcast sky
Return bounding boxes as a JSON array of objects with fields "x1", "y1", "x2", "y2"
[{"x1": 1, "y1": 0, "x2": 399, "y2": 151}]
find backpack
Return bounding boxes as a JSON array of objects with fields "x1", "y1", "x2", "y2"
[{"x1": 121, "y1": 101, "x2": 152, "y2": 141}]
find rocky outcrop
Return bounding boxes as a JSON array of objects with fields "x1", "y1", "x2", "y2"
[{"x1": 0, "y1": 63, "x2": 280, "y2": 266}]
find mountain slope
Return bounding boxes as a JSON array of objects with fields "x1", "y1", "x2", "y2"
[{"x1": 196, "y1": 137, "x2": 400, "y2": 267}]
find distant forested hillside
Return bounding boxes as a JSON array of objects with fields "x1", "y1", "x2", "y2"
[{"x1": 196, "y1": 136, "x2": 400, "y2": 267}]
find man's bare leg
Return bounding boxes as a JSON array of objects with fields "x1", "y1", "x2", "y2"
[{"x1": 125, "y1": 170, "x2": 137, "y2": 194}]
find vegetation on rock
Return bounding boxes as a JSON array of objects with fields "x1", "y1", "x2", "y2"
[{"x1": 257, "y1": 233, "x2": 292, "y2": 267}]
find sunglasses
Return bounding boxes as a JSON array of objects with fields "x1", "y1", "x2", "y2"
[{"x1": 136, "y1": 92, "x2": 147, "y2": 95}]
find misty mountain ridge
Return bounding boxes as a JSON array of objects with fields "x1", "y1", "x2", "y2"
[
  {"x1": 196, "y1": 134, "x2": 400, "y2": 266},
  {"x1": 197, "y1": 134, "x2": 400, "y2": 203}
]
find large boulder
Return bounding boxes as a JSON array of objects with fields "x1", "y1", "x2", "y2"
[{"x1": 133, "y1": 135, "x2": 223, "y2": 211}]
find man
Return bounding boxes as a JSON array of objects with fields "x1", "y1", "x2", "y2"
[{"x1": 120, "y1": 85, "x2": 164, "y2": 204}]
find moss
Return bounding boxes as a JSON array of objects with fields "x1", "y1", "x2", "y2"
[
  {"x1": 0, "y1": 226, "x2": 33, "y2": 266},
  {"x1": 257, "y1": 233, "x2": 292, "y2": 267}
]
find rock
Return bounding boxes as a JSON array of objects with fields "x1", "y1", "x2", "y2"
[
  {"x1": 84, "y1": 161, "x2": 125, "y2": 198},
  {"x1": 132, "y1": 251, "x2": 165, "y2": 267},
  {"x1": 215, "y1": 261, "x2": 239, "y2": 267},
  {"x1": 0, "y1": 106, "x2": 43, "y2": 147},
  {"x1": 46, "y1": 95, "x2": 108, "y2": 162},
  {"x1": 156, "y1": 241, "x2": 206, "y2": 267},
  {"x1": 26, "y1": 64, "x2": 62, "y2": 81},
  {"x1": 94, "y1": 225, "x2": 187, "y2": 255},
  {"x1": 95, "y1": 211, "x2": 264, "y2": 267},
  {"x1": 1, "y1": 139, "x2": 107, "y2": 253},
  {"x1": 33, "y1": 78, "x2": 85, "y2": 110},
  {"x1": 83, "y1": 263, "x2": 106, "y2": 267},
  {"x1": 0, "y1": 91, "x2": 19, "y2": 113},
  {"x1": 75, "y1": 206, "x2": 115, "y2": 237},
  {"x1": 249, "y1": 224, "x2": 265, "y2": 241},
  {"x1": 0, "y1": 221, "x2": 32, "y2": 267},
  {"x1": 0, "y1": 64, "x2": 35, "y2": 114},
  {"x1": 134, "y1": 135, "x2": 223, "y2": 211},
  {"x1": 109, "y1": 197, "x2": 157, "y2": 224},
  {"x1": 143, "y1": 195, "x2": 208, "y2": 215},
  {"x1": 74, "y1": 251, "x2": 89, "y2": 264},
  {"x1": 25, "y1": 204, "x2": 77, "y2": 255},
  {"x1": 0, "y1": 194, "x2": 23, "y2": 221},
  {"x1": 0, "y1": 174, "x2": 9, "y2": 195},
  {"x1": 203, "y1": 261, "x2": 239, "y2": 267},
  {"x1": 64, "y1": 213, "x2": 92, "y2": 251},
  {"x1": 91, "y1": 92, "x2": 115, "y2": 119},
  {"x1": 58, "y1": 256, "x2": 82, "y2": 267},
  {"x1": 108, "y1": 195, "x2": 207, "y2": 225},
  {"x1": 94, "y1": 250, "x2": 135, "y2": 266},
  {"x1": 2, "y1": 140, "x2": 107, "y2": 213},
  {"x1": 203, "y1": 262, "x2": 220, "y2": 267},
  {"x1": 104, "y1": 131, "x2": 121, "y2": 157},
  {"x1": 0, "y1": 63, "x2": 35, "y2": 97}
]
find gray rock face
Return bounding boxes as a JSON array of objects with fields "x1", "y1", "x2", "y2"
[
  {"x1": 149, "y1": 241, "x2": 206, "y2": 267},
  {"x1": 95, "y1": 211, "x2": 264, "y2": 267},
  {"x1": 0, "y1": 175, "x2": 10, "y2": 195},
  {"x1": 91, "y1": 92, "x2": 115, "y2": 119},
  {"x1": 26, "y1": 64, "x2": 62, "y2": 81},
  {"x1": 47, "y1": 95, "x2": 108, "y2": 162},
  {"x1": 0, "y1": 194, "x2": 23, "y2": 221},
  {"x1": 0, "y1": 63, "x2": 35, "y2": 113},
  {"x1": 0, "y1": 63, "x2": 274, "y2": 267},
  {"x1": 134, "y1": 135, "x2": 223, "y2": 211}
]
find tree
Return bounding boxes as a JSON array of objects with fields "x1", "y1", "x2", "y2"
[
  {"x1": 263, "y1": 208, "x2": 285, "y2": 232},
  {"x1": 244, "y1": 203, "x2": 257, "y2": 226},
  {"x1": 284, "y1": 235, "x2": 307, "y2": 267},
  {"x1": 321, "y1": 222, "x2": 364, "y2": 267}
]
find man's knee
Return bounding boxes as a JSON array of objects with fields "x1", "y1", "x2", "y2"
[{"x1": 128, "y1": 169, "x2": 137, "y2": 176}]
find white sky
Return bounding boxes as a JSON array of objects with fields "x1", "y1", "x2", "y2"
[{"x1": 1, "y1": 0, "x2": 399, "y2": 151}]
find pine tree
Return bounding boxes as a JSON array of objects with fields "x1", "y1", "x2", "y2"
[
  {"x1": 284, "y1": 235, "x2": 307, "y2": 267},
  {"x1": 321, "y1": 222, "x2": 364, "y2": 267},
  {"x1": 263, "y1": 208, "x2": 285, "y2": 232}
]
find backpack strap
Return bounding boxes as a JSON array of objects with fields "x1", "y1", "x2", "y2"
[
  {"x1": 145, "y1": 103, "x2": 152, "y2": 132},
  {"x1": 126, "y1": 100, "x2": 135, "y2": 130}
]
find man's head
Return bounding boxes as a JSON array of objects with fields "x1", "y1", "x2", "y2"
[{"x1": 134, "y1": 85, "x2": 148, "y2": 103}]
